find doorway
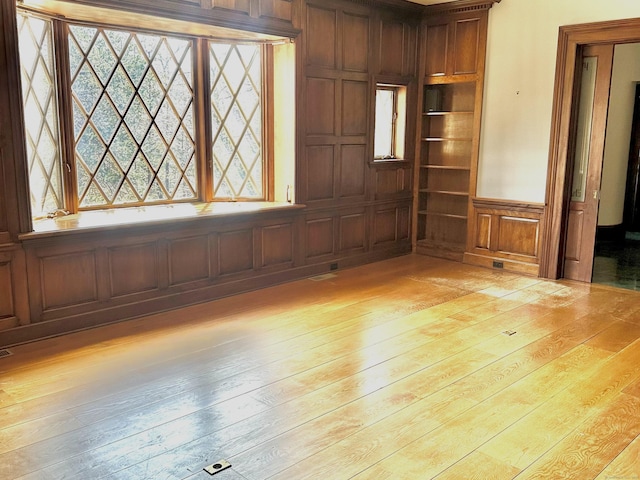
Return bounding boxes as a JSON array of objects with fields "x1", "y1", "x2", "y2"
[
  {"x1": 540, "y1": 17, "x2": 640, "y2": 282},
  {"x1": 592, "y1": 66, "x2": 640, "y2": 291}
]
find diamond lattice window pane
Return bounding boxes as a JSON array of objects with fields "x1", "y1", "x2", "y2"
[
  {"x1": 210, "y1": 43, "x2": 263, "y2": 199},
  {"x1": 87, "y1": 33, "x2": 117, "y2": 85},
  {"x1": 106, "y1": 66, "x2": 135, "y2": 115},
  {"x1": 69, "y1": 25, "x2": 196, "y2": 208},
  {"x1": 18, "y1": 13, "x2": 64, "y2": 219}
]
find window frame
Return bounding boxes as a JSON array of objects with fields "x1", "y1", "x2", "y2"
[
  {"x1": 17, "y1": 7, "x2": 275, "y2": 218},
  {"x1": 373, "y1": 82, "x2": 408, "y2": 163}
]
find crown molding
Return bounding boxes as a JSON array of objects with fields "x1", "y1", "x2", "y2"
[
  {"x1": 342, "y1": 0, "x2": 425, "y2": 15},
  {"x1": 423, "y1": 0, "x2": 501, "y2": 16},
  {"x1": 340, "y1": 0, "x2": 501, "y2": 17}
]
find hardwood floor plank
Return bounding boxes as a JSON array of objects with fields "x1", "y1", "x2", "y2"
[
  {"x1": 594, "y1": 432, "x2": 640, "y2": 479},
  {"x1": 347, "y1": 343, "x2": 612, "y2": 480},
  {"x1": 1, "y1": 255, "x2": 638, "y2": 480},
  {"x1": 586, "y1": 321, "x2": 640, "y2": 353},
  {"x1": 433, "y1": 451, "x2": 521, "y2": 480},
  {"x1": 267, "y1": 309, "x2": 612, "y2": 479},
  {"x1": 516, "y1": 393, "x2": 640, "y2": 479},
  {"x1": 478, "y1": 339, "x2": 640, "y2": 470}
]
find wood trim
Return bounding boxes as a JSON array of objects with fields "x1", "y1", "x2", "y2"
[
  {"x1": 465, "y1": 197, "x2": 544, "y2": 276},
  {"x1": 423, "y1": 0, "x2": 501, "y2": 16},
  {"x1": 24, "y1": 0, "x2": 302, "y2": 39},
  {"x1": 472, "y1": 197, "x2": 546, "y2": 213},
  {"x1": 463, "y1": 252, "x2": 539, "y2": 276},
  {"x1": 53, "y1": 19, "x2": 79, "y2": 214},
  {"x1": 0, "y1": 0, "x2": 33, "y2": 236},
  {"x1": 344, "y1": 0, "x2": 423, "y2": 16},
  {"x1": 540, "y1": 17, "x2": 640, "y2": 280}
]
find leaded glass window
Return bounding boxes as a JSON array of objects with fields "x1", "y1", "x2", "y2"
[
  {"x1": 16, "y1": 9, "x2": 270, "y2": 218},
  {"x1": 210, "y1": 43, "x2": 263, "y2": 199},
  {"x1": 17, "y1": 13, "x2": 64, "y2": 218},
  {"x1": 69, "y1": 25, "x2": 197, "y2": 208}
]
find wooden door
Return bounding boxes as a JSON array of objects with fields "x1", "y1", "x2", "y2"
[
  {"x1": 564, "y1": 44, "x2": 614, "y2": 282},
  {"x1": 624, "y1": 84, "x2": 640, "y2": 232}
]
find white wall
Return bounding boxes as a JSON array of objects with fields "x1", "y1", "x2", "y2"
[
  {"x1": 477, "y1": 0, "x2": 640, "y2": 203},
  {"x1": 598, "y1": 43, "x2": 640, "y2": 226}
]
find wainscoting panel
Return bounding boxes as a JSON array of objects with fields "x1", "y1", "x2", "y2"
[
  {"x1": 168, "y1": 235, "x2": 212, "y2": 286},
  {"x1": 464, "y1": 198, "x2": 545, "y2": 275}
]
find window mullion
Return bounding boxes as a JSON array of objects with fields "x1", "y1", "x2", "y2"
[
  {"x1": 195, "y1": 38, "x2": 213, "y2": 202},
  {"x1": 53, "y1": 19, "x2": 79, "y2": 214},
  {"x1": 263, "y1": 45, "x2": 273, "y2": 201}
]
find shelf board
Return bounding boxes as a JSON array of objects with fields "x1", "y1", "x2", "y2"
[
  {"x1": 418, "y1": 211, "x2": 467, "y2": 220},
  {"x1": 421, "y1": 165, "x2": 470, "y2": 171},
  {"x1": 422, "y1": 137, "x2": 473, "y2": 142},
  {"x1": 419, "y1": 189, "x2": 469, "y2": 196},
  {"x1": 424, "y1": 111, "x2": 474, "y2": 116},
  {"x1": 415, "y1": 239, "x2": 466, "y2": 261}
]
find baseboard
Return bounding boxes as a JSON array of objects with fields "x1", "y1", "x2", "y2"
[
  {"x1": 463, "y1": 252, "x2": 540, "y2": 276},
  {"x1": 596, "y1": 224, "x2": 625, "y2": 242}
]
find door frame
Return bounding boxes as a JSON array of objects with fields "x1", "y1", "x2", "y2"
[{"x1": 540, "y1": 17, "x2": 640, "y2": 280}]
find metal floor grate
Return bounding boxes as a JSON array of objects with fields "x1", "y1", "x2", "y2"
[{"x1": 0, "y1": 349, "x2": 12, "y2": 358}]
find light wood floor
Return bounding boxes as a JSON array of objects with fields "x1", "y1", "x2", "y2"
[{"x1": 2, "y1": 254, "x2": 640, "y2": 480}]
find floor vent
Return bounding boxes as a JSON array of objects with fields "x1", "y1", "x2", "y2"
[
  {"x1": 308, "y1": 273, "x2": 337, "y2": 282},
  {"x1": 0, "y1": 349, "x2": 13, "y2": 358}
]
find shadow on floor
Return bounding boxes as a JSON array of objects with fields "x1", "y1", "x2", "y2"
[{"x1": 593, "y1": 232, "x2": 640, "y2": 291}]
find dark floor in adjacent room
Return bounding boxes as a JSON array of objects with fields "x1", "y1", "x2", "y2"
[{"x1": 593, "y1": 232, "x2": 640, "y2": 291}]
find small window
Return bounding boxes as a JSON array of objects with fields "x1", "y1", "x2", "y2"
[{"x1": 374, "y1": 84, "x2": 407, "y2": 161}]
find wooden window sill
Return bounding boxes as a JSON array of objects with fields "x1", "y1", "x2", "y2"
[{"x1": 21, "y1": 202, "x2": 306, "y2": 240}]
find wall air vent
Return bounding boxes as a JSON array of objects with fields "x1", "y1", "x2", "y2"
[{"x1": 0, "y1": 349, "x2": 13, "y2": 358}]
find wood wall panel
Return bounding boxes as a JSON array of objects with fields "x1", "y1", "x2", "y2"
[
  {"x1": 262, "y1": 223, "x2": 293, "y2": 267},
  {"x1": 109, "y1": 243, "x2": 158, "y2": 297},
  {"x1": 339, "y1": 144, "x2": 366, "y2": 198},
  {"x1": 424, "y1": 22, "x2": 448, "y2": 77},
  {"x1": 374, "y1": 165, "x2": 412, "y2": 197},
  {"x1": 497, "y1": 217, "x2": 539, "y2": 257},
  {"x1": 373, "y1": 204, "x2": 410, "y2": 246},
  {"x1": 398, "y1": 204, "x2": 410, "y2": 241},
  {"x1": 0, "y1": 158, "x2": 7, "y2": 236},
  {"x1": 379, "y1": 20, "x2": 404, "y2": 75},
  {"x1": 565, "y1": 210, "x2": 584, "y2": 262},
  {"x1": 339, "y1": 212, "x2": 366, "y2": 252},
  {"x1": 453, "y1": 17, "x2": 480, "y2": 75},
  {"x1": 465, "y1": 199, "x2": 545, "y2": 276},
  {"x1": 219, "y1": 229, "x2": 254, "y2": 275},
  {"x1": 0, "y1": 260, "x2": 14, "y2": 319},
  {"x1": 306, "y1": 217, "x2": 334, "y2": 258},
  {"x1": 306, "y1": 5, "x2": 337, "y2": 68},
  {"x1": 374, "y1": 208, "x2": 396, "y2": 245},
  {"x1": 169, "y1": 235, "x2": 211, "y2": 285},
  {"x1": 342, "y1": 80, "x2": 368, "y2": 136},
  {"x1": 306, "y1": 77, "x2": 336, "y2": 135},
  {"x1": 259, "y1": 0, "x2": 292, "y2": 22},
  {"x1": 343, "y1": 12, "x2": 369, "y2": 73},
  {"x1": 475, "y1": 213, "x2": 491, "y2": 250},
  {"x1": 378, "y1": 18, "x2": 417, "y2": 77},
  {"x1": 41, "y1": 252, "x2": 98, "y2": 310},
  {"x1": 306, "y1": 145, "x2": 335, "y2": 201},
  {"x1": 169, "y1": 0, "x2": 203, "y2": 6}
]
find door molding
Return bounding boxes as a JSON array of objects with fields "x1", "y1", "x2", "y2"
[{"x1": 539, "y1": 17, "x2": 640, "y2": 279}]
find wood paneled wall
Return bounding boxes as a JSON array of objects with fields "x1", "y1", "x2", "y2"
[
  {"x1": 0, "y1": 0, "x2": 418, "y2": 346},
  {"x1": 298, "y1": 0, "x2": 416, "y2": 266},
  {"x1": 464, "y1": 198, "x2": 545, "y2": 276}
]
